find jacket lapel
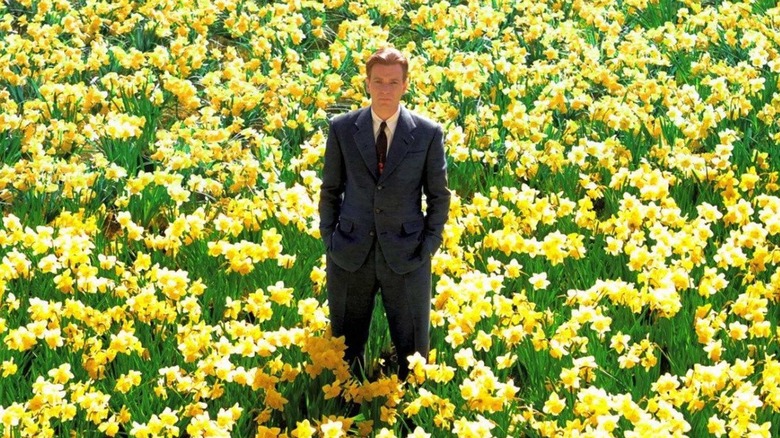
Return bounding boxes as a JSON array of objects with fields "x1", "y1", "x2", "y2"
[
  {"x1": 379, "y1": 107, "x2": 416, "y2": 182},
  {"x1": 352, "y1": 107, "x2": 379, "y2": 181}
]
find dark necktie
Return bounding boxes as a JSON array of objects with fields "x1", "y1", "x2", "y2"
[{"x1": 376, "y1": 121, "x2": 387, "y2": 175}]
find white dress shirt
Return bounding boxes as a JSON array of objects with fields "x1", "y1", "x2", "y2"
[{"x1": 371, "y1": 105, "x2": 401, "y2": 154}]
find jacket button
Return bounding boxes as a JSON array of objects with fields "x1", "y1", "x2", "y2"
[
  {"x1": 375, "y1": 208, "x2": 382, "y2": 214},
  {"x1": 369, "y1": 231, "x2": 375, "y2": 236},
  {"x1": 377, "y1": 185, "x2": 384, "y2": 190}
]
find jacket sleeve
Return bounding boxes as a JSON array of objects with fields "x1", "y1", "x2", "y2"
[
  {"x1": 318, "y1": 118, "x2": 345, "y2": 247},
  {"x1": 421, "y1": 124, "x2": 451, "y2": 256}
]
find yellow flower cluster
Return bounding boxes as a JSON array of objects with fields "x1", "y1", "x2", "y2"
[{"x1": 1, "y1": 0, "x2": 780, "y2": 436}]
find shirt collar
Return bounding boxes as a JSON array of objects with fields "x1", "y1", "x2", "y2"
[{"x1": 371, "y1": 105, "x2": 401, "y2": 129}]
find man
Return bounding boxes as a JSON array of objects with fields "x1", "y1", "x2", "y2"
[{"x1": 319, "y1": 47, "x2": 450, "y2": 380}]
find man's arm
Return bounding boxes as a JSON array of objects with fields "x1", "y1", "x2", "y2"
[
  {"x1": 421, "y1": 124, "x2": 450, "y2": 257},
  {"x1": 319, "y1": 119, "x2": 345, "y2": 248}
]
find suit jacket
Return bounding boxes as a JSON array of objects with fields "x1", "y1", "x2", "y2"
[{"x1": 319, "y1": 106, "x2": 450, "y2": 274}]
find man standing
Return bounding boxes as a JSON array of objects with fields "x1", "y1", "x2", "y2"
[{"x1": 319, "y1": 47, "x2": 450, "y2": 380}]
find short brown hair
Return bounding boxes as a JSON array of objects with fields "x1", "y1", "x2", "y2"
[{"x1": 366, "y1": 47, "x2": 408, "y2": 81}]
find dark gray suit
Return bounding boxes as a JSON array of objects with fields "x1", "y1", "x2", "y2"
[{"x1": 319, "y1": 106, "x2": 450, "y2": 378}]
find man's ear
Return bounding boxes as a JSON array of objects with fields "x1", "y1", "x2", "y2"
[{"x1": 364, "y1": 77, "x2": 371, "y2": 94}]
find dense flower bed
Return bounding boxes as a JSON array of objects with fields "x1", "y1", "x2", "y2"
[{"x1": 1, "y1": 0, "x2": 780, "y2": 436}]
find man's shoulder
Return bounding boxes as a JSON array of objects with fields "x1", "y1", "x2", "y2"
[
  {"x1": 405, "y1": 108, "x2": 441, "y2": 132},
  {"x1": 330, "y1": 107, "x2": 368, "y2": 127}
]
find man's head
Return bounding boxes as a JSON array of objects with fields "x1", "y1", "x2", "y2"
[
  {"x1": 366, "y1": 47, "x2": 409, "y2": 81},
  {"x1": 365, "y1": 47, "x2": 409, "y2": 118}
]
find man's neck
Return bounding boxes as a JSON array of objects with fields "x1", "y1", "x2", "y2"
[{"x1": 371, "y1": 104, "x2": 400, "y2": 121}]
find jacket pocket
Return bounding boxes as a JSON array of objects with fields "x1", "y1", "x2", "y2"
[
  {"x1": 338, "y1": 218, "x2": 355, "y2": 233},
  {"x1": 401, "y1": 219, "x2": 424, "y2": 236}
]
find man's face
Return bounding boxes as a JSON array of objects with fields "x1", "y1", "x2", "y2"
[{"x1": 366, "y1": 63, "x2": 408, "y2": 115}]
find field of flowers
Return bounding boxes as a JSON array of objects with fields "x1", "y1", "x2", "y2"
[{"x1": 1, "y1": 0, "x2": 780, "y2": 436}]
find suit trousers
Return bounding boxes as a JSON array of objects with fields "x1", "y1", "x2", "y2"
[{"x1": 327, "y1": 238, "x2": 431, "y2": 380}]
